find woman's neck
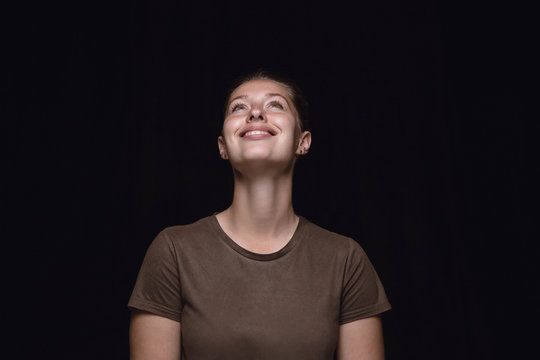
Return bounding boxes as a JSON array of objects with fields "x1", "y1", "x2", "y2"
[{"x1": 216, "y1": 171, "x2": 299, "y2": 252}]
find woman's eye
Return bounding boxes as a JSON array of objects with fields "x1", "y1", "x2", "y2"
[
  {"x1": 268, "y1": 101, "x2": 284, "y2": 109},
  {"x1": 231, "y1": 104, "x2": 246, "y2": 112}
]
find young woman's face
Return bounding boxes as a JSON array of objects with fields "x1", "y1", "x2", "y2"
[{"x1": 218, "y1": 79, "x2": 310, "y2": 172}]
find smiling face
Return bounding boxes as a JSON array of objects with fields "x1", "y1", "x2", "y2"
[{"x1": 218, "y1": 79, "x2": 311, "y2": 174}]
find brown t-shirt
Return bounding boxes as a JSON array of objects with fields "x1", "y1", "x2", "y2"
[{"x1": 128, "y1": 215, "x2": 391, "y2": 359}]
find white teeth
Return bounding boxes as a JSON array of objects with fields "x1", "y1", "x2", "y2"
[{"x1": 245, "y1": 130, "x2": 269, "y2": 136}]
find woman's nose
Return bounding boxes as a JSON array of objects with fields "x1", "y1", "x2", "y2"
[{"x1": 248, "y1": 106, "x2": 265, "y2": 121}]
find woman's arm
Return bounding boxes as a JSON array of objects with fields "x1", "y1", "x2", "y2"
[
  {"x1": 129, "y1": 309, "x2": 181, "y2": 360},
  {"x1": 336, "y1": 316, "x2": 385, "y2": 360}
]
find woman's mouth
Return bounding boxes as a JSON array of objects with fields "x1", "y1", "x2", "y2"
[
  {"x1": 244, "y1": 130, "x2": 270, "y2": 136},
  {"x1": 240, "y1": 127, "x2": 276, "y2": 138}
]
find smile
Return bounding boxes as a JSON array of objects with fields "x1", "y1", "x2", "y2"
[
  {"x1": 240, "y1": 126, "x2": 276, "y2": 138},
  {"x1": 245, "y1": 130, "x2": 270, "y2": 136}
]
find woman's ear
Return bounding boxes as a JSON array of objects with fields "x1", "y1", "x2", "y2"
[
  {"x1": 296, "y1": 131, "x2": 312, "y2": 155},
  {"x1": 217, "y1": 136, "x2": 228, "y2": 160}
]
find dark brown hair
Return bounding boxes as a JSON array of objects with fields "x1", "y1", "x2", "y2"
[{"x1": 223, "y1": 69, "x2": 309, "y2": 132}]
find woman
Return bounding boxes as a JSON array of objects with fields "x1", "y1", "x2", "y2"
[{"x1": 128, "y1": 71, "x2": 391, "y2": 359}]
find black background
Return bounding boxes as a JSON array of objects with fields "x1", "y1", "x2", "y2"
[{"x1": 5, "y1": 0, "x2": 537, "y2": 359}]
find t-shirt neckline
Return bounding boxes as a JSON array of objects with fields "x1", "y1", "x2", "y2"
[{"x1": 210, "y1": 213, "x2": 307, "y2": 261}]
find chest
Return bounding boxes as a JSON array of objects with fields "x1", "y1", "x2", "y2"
[{"x1": 178, "y1": 251, "x2": 343, "y2": 359}]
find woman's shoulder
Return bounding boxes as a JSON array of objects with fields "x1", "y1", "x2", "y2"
[
  {"x1": 162, "y1": 215, "x2": 214, "y2": 233},
  {"x1": 301, "y1": 217, "x2": 365, "y2": 254},
  {"x1": 153, "y1": 215, "x2": 218, "y2": 246}
]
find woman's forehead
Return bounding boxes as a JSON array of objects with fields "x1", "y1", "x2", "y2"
[{"x1": 229, "y1": 79, "x2": 291, "y2": 100}]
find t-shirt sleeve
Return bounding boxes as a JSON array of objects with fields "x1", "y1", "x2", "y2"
[
  {"x1": 128, "y1": 229, "x2": 182, "y2": 322},
  {"x1": 339, "y1": 240, "x2": 391, "y2": 324}
]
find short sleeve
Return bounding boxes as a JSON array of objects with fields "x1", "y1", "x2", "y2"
[
  {"x1": 128, "y1": 230, "x2": 183, "y2": 322},
  {"x1": 339, "y1": 241, "x2": 391, "y2": 324}
]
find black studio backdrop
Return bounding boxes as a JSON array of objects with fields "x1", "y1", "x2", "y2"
[{"x1": 5, "y1": 0, "x2": 536, "y2": 359}]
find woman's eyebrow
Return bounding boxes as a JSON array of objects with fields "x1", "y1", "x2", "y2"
[
  {"x1": 229, "y1": 94, "x2": 248, "y2": 103},
  {"x1": 266, "y1": 93, "x2": 287, "y2": 99},
  {"x1": 231, "y1": 93, "x2": 286, "y2": 101},
  {"x1": 228, "y1": 93, "x2": 290, "y2": 106}
]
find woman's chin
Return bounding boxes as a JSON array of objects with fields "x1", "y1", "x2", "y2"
[{"x1": 230, "y1": 153, "x2": 296, "y2": 175}]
